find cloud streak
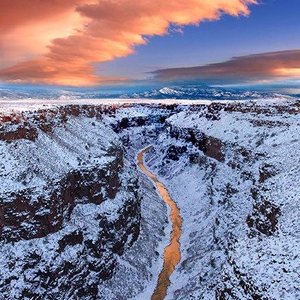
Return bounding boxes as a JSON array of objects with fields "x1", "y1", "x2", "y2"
[
  {"x1": 0, "y1": 0, "x2": 256, "y2": 86},
  {"x1": 152, "y1": 50, "x2": 300, "y2": 84}
]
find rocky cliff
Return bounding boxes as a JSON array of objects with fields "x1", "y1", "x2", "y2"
[
  {"x1": 104, "y1": 99, "x2": 299, "y2": 300},
  {"x1": 0, "y1": 106, "x2": 141, "y2": 299},
  {"x1": 0, "y1": 99, "x2": 299, "y2": 300}
]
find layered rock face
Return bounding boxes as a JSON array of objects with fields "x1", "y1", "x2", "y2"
[
  {"x1": 0, "y1": 99, "x2": 299, "y2": 300},
  {"x1": 107, "y1": 99, "x2": 299, "y2": 300},
  {"x1": 0, "y1": 107, "x2": 141, "y2": 299},
  {"x1": 148, "y1": 101, "x2": 299, "y2": 299}
]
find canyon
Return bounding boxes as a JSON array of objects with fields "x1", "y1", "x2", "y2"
[{"x1": 0, "y1": 99, "x2": 299, "y2": 299}]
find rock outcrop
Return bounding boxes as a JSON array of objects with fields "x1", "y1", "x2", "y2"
[
  {"x1": 0, "y1": 107, "x2": 141, "y2": 299},
  {"x1": 0, "y1": 99, "x2": 299, "y2": 300},
  {"x1": 108, "y1": 99, "x2": 299, "y2": 300}
]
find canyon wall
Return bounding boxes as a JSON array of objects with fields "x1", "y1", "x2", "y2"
[
  {"x1": 0, "y1": 107, "x2": 142, "y2": 299},
  {"x1": 144, "y1": 100, "x2": 299, "y2": 300},
  {"x1": 0, "y1": 99, "x2": 299, "y2": 299},
  {"x1": 109, "y1": 100, "x2": 299, "y2": 300}
]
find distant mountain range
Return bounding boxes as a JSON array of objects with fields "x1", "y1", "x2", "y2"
[{"x1": 0, "y1": 84, "x2": 296, "y2": 101}]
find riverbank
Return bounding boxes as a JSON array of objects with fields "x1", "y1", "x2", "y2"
[{"x1": 137, "y1": 146, "x2": 183, "y2": 300}]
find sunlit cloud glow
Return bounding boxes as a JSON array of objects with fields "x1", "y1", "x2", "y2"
[
  {"x1": 153, "y1": 50, "x2": 300, "y2": 84},
  {"x1": 0, "y1": 0, "x2": 256, "y2": 86}
]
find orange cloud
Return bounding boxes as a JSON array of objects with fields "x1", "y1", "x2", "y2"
[
  {"x1": 153, "y1": 50, "x2": 300, "y2": 84},
  {"x1": 0, "y1": 0, "x2": 257, "y2": 86}
]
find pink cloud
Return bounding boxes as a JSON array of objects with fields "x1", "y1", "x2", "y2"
[
  {"x1": 152, "y1": 50, "x2": 300, "y2": 84},
  {"x1": 0, "y1": 0, "x2": 257, "y2": 86}
]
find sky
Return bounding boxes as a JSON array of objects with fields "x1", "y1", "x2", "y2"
[{"x1": 0, "y1": 0, "x2": 300, "y2": 86}]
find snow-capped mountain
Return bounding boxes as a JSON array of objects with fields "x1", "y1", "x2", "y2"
[{"x1": 0, "y1": 84, "x2": 294, "y2": 101}]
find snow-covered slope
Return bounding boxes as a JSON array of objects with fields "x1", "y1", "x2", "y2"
[
  {"x1": 0, "y1": 99, "x2": 299, "y2": 299},
  {"x1": 109, "y1": 99, "x2": 299, "y2": 299},
  {"x1": 0, "y1": 107, "x2": 143, "y2": 299}
]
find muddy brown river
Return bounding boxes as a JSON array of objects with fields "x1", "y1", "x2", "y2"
[{"x1": 137, "y1": 146, "x2": 183, "y2": 300}]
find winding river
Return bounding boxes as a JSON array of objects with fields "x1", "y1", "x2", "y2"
[{"x1": 137, "y1": 146, "x2": 183, "y2": 300}]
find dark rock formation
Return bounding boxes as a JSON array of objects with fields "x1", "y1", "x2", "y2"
[
  {"x1": 166, "y1": 145, "x2": 187, "y2": 161},
  {"x1": 0, "y1": 106, "x2": 142, "y2": 299},
  {"x1": 167, "y1": 125, "x2": 225, "y2": 162},
  {"x1": 247, "y1": 199, "x2": 280, "y2": 237},
  {"x1": 0, "y1": 150, "x2": 123, "y2": 242},
  {"x1": 259, "y1": 163, "x2": 278, "y2": 183},
  {"x1": 0, "y1": 125, "x2": 38, "y2": 142}
]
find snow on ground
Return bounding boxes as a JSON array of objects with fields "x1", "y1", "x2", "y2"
[
  {"x1": 0, "y1": 98, "x2": 214, "y2": 113},
  {"x1": 145, "y1": 102, "x2": 299, "y2": 299},
  {"x1": 108, "y1": 99, "x2": 299, "y2": 299},
  {"x1": 0, "y1": 98, "x2": 299, "y2": 299},
  {"x1": 0, "y1": 116, "x2": 117, "y2": 194}
]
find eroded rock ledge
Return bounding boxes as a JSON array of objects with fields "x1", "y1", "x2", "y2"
[
  {"x1": 0, "y1": 106, "x2": 141, "y2": 299},
  {"x1": 0, "y1": 99, "x2": 299, "y2": 299}
]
